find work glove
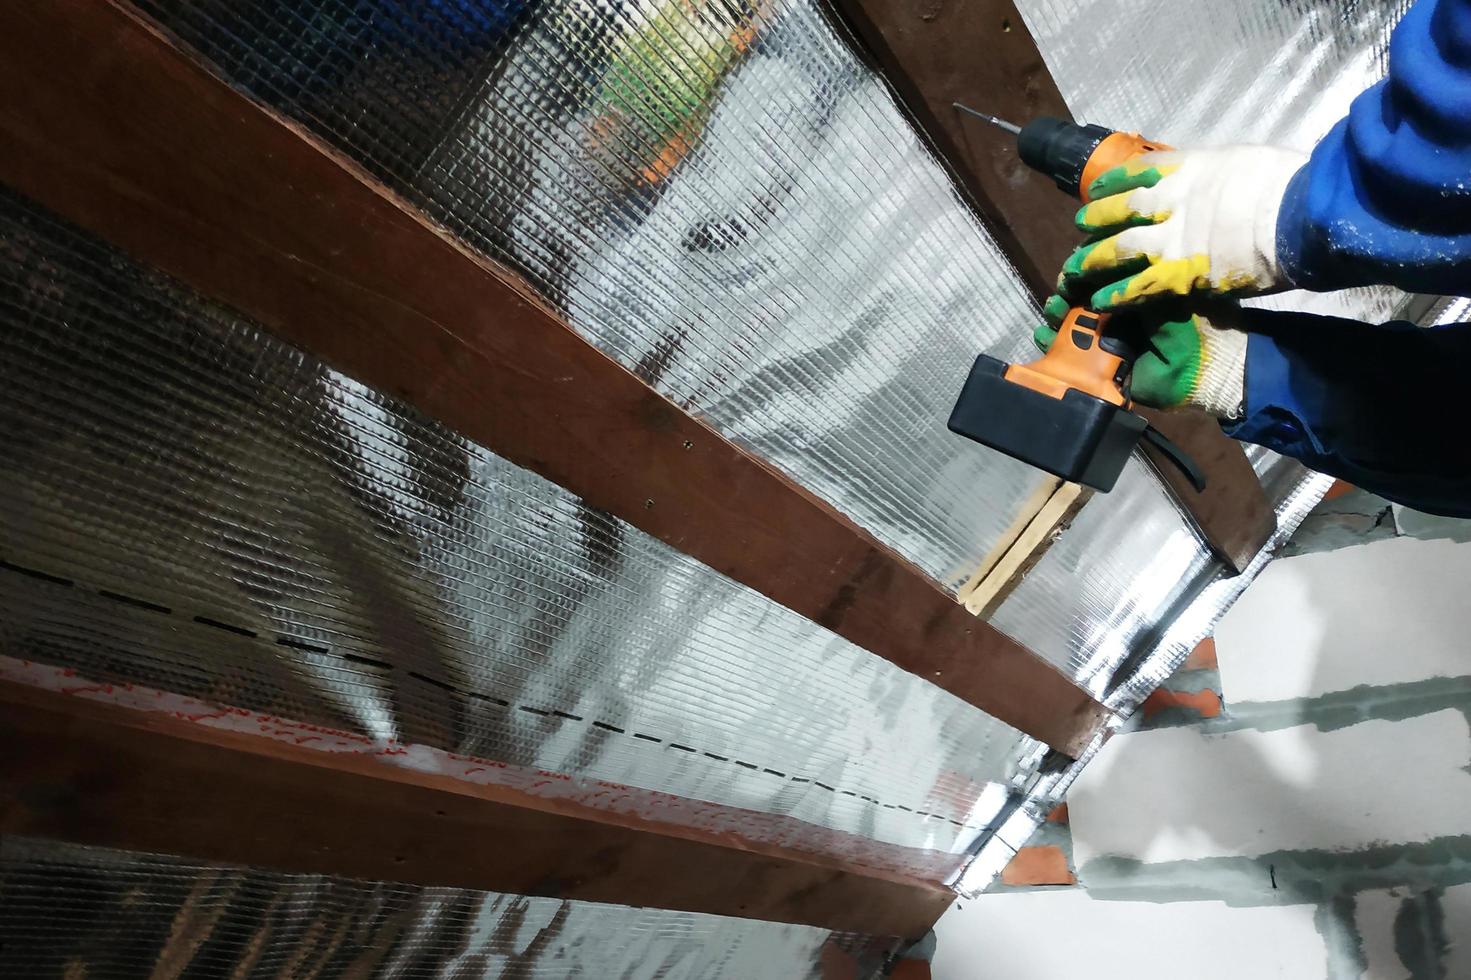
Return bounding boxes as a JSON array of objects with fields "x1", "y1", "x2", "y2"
[
  {"x1": 1056, "y1": 146, "x2": 1307, "y2": 311},
  {"x1": 1036, "y1": 296, "x2": 1248, "y2": 418}
]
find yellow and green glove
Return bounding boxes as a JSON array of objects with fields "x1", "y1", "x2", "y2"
[
  {"x1": 1036, "y1": 296, "x2": 1247, "y2": 418},
  {"x1": 1057, "y1": 146, "x2": 1307, "y2": 311}
]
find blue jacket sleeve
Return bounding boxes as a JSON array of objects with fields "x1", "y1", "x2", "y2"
[
  {"x1": 1275, "y1": 0, "x2": 1471, "y2": 295},
  {"x1": 1224, "y1": 311, "x2": 1471, "y2": 517}
]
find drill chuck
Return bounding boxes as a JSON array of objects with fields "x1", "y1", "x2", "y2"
[
  {"x1": 946, "y1": 108, "x2": 1200, "y2": 492},
  {"x1": 1016, "y1": 117, "x2": 1113, "y2": 198}
]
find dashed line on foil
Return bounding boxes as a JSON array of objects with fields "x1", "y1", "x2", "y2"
[{"x1": 2, "y1": 556, "x2": 978, "y2": 831}]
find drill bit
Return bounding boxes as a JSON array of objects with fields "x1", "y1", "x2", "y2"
[{"x1": 952, "y1": 103, "x2": 1022, "y2": 135}]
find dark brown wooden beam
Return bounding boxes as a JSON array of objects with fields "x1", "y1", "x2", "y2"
[
  {"x1": 0, "y1": 0, "x2": 1109, "y2": 753},
  {"x1": 827, "y1": 0, "x2": 1080, "y2": 297},
  {"x1": 1137, "y1": 407, "x2": 1278, "y2": 574},
  {"x1": 827, "y1": 0, "x2": 1276, "y2": 575},
  {"x1": 0, "y1": 681, "x2": 953, "y2": 935}
]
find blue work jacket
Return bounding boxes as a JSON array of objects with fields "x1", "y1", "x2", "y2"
[{"x1": 1225, "y1": 0, "x2": 1471, "y2": 515}]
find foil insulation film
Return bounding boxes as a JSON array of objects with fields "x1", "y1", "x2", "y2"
[
  {"x1": 1012, "y1": 0, "x2": 1415, "y2": 327},
  {"x1": 955, "y1": 449, "x2": 1337, "y2": 897},
  {"x1": 1015, "y1": 0, "x2": 1409, "y2": 148},
  {"x1": 0, "y1": 837, "x2": 900, "y2": 979},
  {"x1": 0, "y1": 0, "x2": 1374, "y2": 939},
  {"x1": 135, "y1": 0, "x2": 1046, "y2": 588},
  {"x1": 130, "y1": 0, "x2": 1221, "y2": 685},
  {"x1": 0, "y1": 189, "x2": 1031, "y2": 872},
  {"x1": 983, "y1": 0, "x2": 1428, "y2": 695},
  {"x1": 990, "y1": 459, "x2": 1215, "y2": 696}
]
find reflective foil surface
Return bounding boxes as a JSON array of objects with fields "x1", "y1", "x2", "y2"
[
  {"x1": 1016, "y1": 0, "x2": 1409, "y2": 149},
  {"x1": 1, "y1": 0, "x2": 1392, "y2": 965},
  {"x1": 0, "y1": 837, "x2": 897, "y2": 979},
  {"x1": 1012, "y1": 0, "x2": 1414, "y2": 325},
  {"x1": 0, "y1": 188, "x2": 1029, "y2": 867},
  {"x1": 125, "y1": 0, "x2": 1236, "y2": 690},
  {"x1": 990, "y1": 459, "x2": 1212, "y2": 698},
  {"x1": 136, "y1": 0, "x2": 1049, "y2": 591}
]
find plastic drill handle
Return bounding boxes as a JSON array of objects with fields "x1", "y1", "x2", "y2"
[
  {"x1": 1003, "y1": 307, "x2": 1129, "y2": 406},
  {"x1": 1043, "y1": 129, "x2": 1170, "y2": 403}
]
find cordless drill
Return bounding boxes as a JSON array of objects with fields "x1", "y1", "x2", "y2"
[{"x1": 946, "y1": 110, "x2": 1202, "y2": 493}]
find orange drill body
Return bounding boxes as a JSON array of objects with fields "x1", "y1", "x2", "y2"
[
  {"x1": 1078, "y1": 132, "x2": 1170, "y2": 203},
  {"x1": 1002, "y1": 307, "x2": 1127, "y2": 406},
  {"x1": 1004, "y1": 130, "x2": 1173, "y2": 409},
  {"x1": 947, "y1": 108, "x2": 1199, "y2": 493}
]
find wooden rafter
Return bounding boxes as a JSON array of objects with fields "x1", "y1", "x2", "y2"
[
  {"x1": 829, "y1": 0, "x2": 1276, "y2": 576},
  {"x1": 0, "y1": 0, "x2": 1110, "y2": 753},
  {"x1": 0, "y1": 681, "x2": 954, "y2": 936}
]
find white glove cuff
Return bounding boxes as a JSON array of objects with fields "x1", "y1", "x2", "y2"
[
  {"x1": 1189, "y1": 325, "x2": 1248, "y2": 420},
  {"x1": 1247, "y1": 149, "x2": 1308, "y2": 290}
]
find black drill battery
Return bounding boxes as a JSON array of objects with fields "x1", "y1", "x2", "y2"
[{"x1": 947, "y1": 355, "x2": 1147, "y2": 492}]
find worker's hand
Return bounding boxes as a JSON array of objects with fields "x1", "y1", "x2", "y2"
[
  {"x1": 1056, "y1": 146, "x2": 1307, "y2": 311},
  {"x1": 1035, "y1": 300, "x2": 1247, "y2": 417}
]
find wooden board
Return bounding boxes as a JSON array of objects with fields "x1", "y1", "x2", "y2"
[
  {"x1": 957, "y1": 480, "x2": 1091, "y2": 618},
  {"x1": 828, "y1": 0, "x2": 1277, "y2": 577},
  {"x1": 0, "y1": 681, "x2": 954, "y2": 937},
  {"x1": 0, "y1": 0, "x2": 1110, "y2": 755},
  {"x1": 956, "y1": 477, "x2": 1066, "y2": 592},
  {"x1": 828, "y1": 0, "x2": 1081, "y2": 297}
]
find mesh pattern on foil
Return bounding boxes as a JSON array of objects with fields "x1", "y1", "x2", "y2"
[
  {"x1": 989, "y1": 459, "x2": 1214, "y2": 695},
  {"x1": 129, "y1": 0, "x2": 1224, "y2": 688},
  {"x1": 0, "y1": 837, "x2": 898, "y2": 979},
  {"x1": 133, "y1": 0, "x2": 1045, "y2": 592},
  {"x1": 0, "y1": 188, "x2": 1028, "y2": 862},
  {"x1": 1013, "y1": 0, "x2": 1412, "y2": 324},
  {"x1": 1017, "y1": 0, "x2": 1409, "y2": 149}
]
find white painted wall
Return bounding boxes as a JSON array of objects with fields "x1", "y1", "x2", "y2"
[
  {"x1": 945, "y1": 536, "x2": 1471, "y2": 978},
  {"x1": 1215, "y1": 536, "x2": 1471, "y2": 705},
  {"x1": 932, "y1": 891, "x2": 1328, "y2": 980},
  {"x1": 1352, "y1": 884, "x2": 1471, "y2": 980},
  {"x1": 1069, "y1": 710, "x2": 1471, "y2": 870}
]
